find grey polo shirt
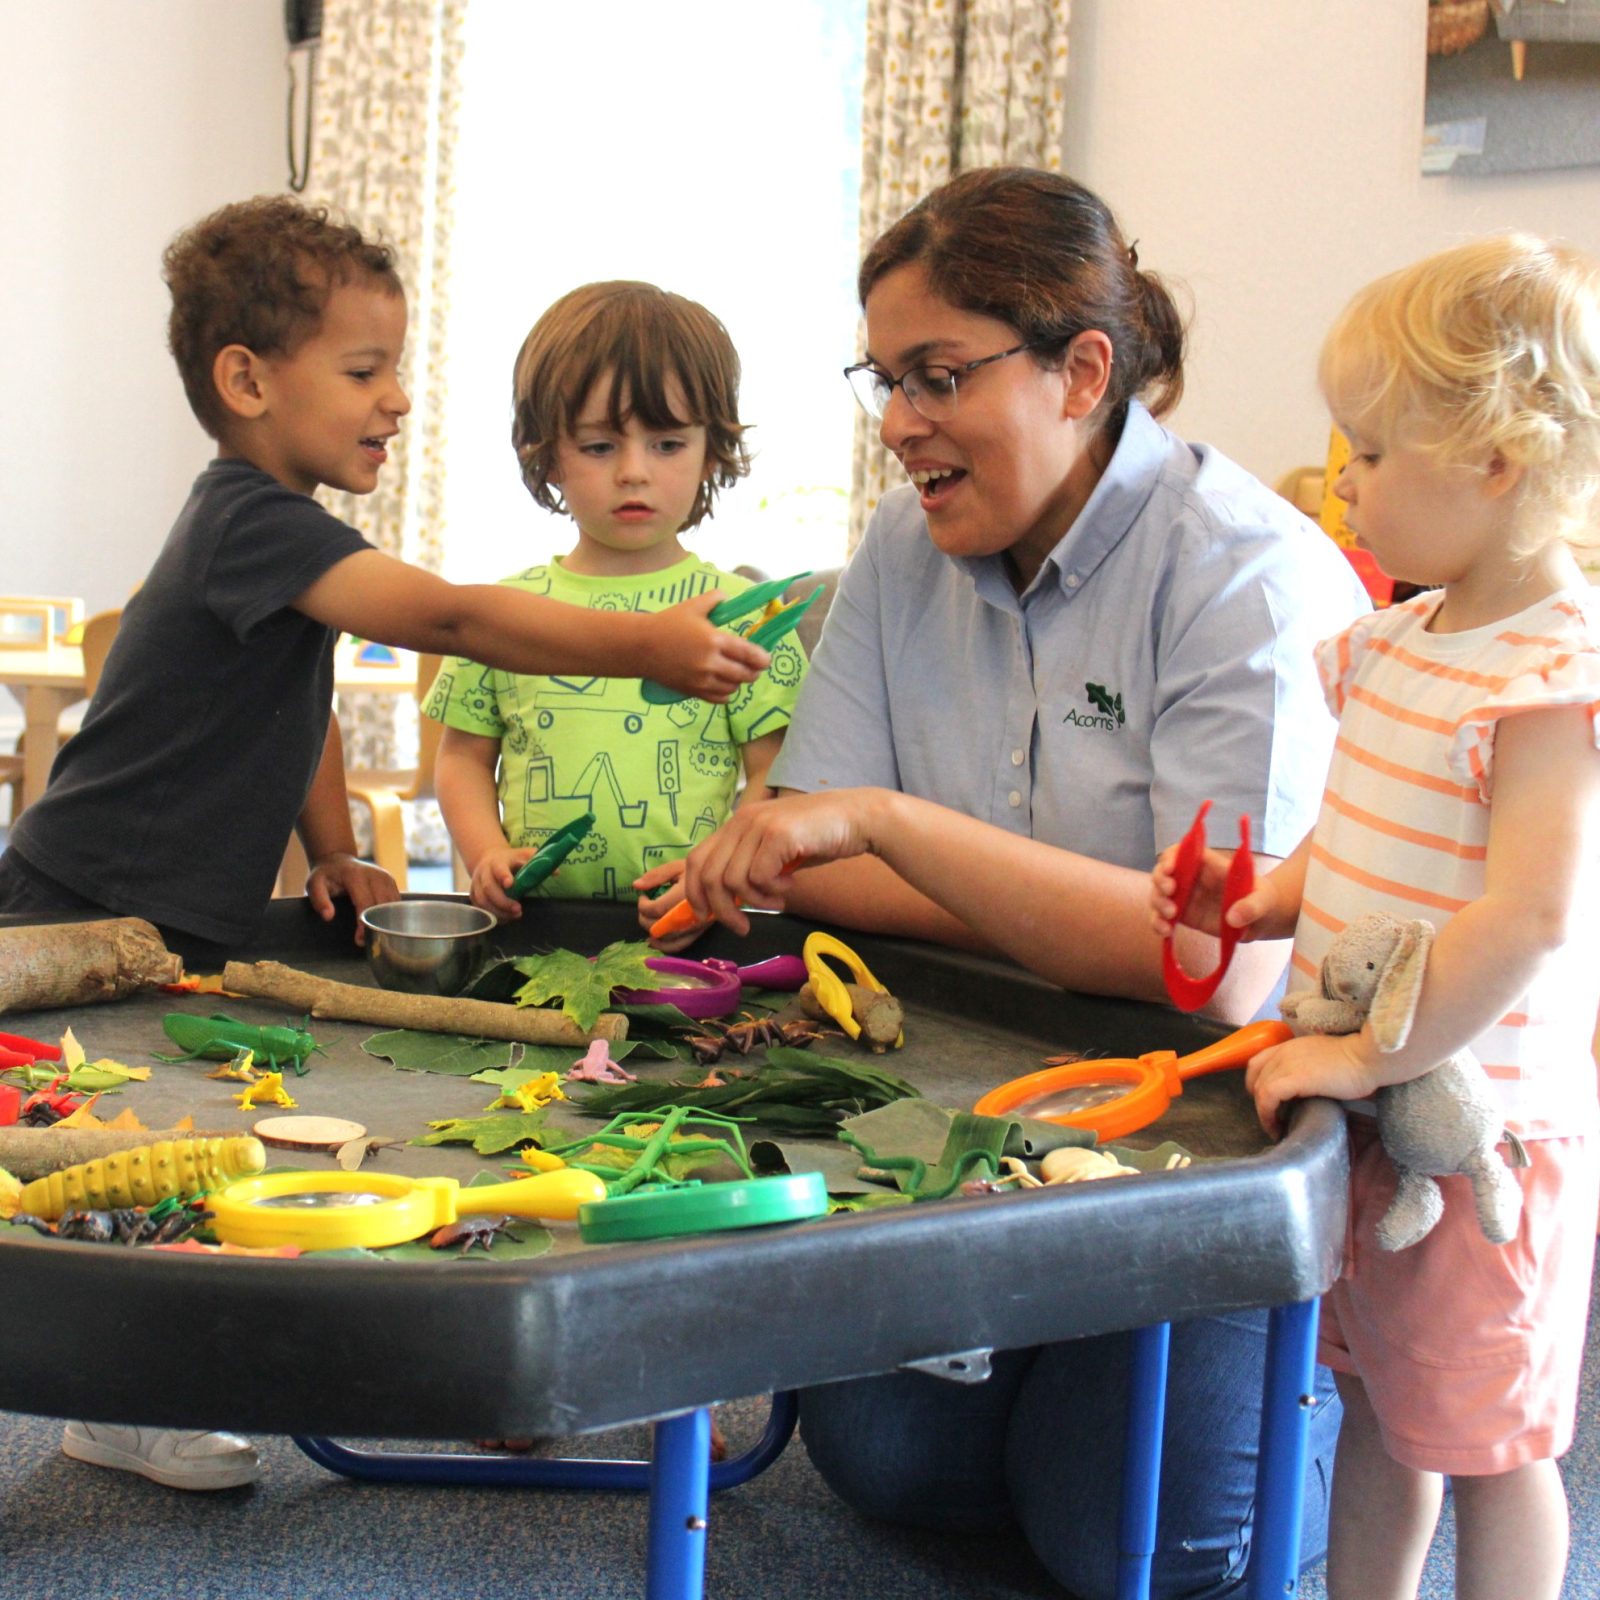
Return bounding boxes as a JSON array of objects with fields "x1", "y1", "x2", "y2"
[{"x1": 769, "y1": 401, "x2": 1371, "y2": 868}]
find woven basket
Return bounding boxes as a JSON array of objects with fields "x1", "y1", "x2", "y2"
[{"x1": 1428, "y1": 0, "x2": 1490, "y2": 55}]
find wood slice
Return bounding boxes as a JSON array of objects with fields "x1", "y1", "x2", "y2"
[{"x1": 252, "y1": 1115, "x2": 368, "y2": 1152}]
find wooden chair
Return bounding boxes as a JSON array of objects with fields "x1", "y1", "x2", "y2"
[
  {"x1": 274, "y1": 655, "x2": 462, "y2": 899},
  {"x1": 342, "y1": 653, "x2": 449, "y2": 894},
  {"x1": 1, "y1": 607, "x2": 120, "y2": 823}
]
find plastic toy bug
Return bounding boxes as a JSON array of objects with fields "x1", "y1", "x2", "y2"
[
  {"x1": 19, "y1": 1077, "x2": 91, "y2": 1126},
  {"x1": 156, "y1": 1013, "x2": 325, "y2": 1075},
  {"x1": 11, "y1": 1199, "x2": 205, "y2": 1247},
  {"x1": 428, "y1": 1214, "x2": 525, "y2": 1254}
]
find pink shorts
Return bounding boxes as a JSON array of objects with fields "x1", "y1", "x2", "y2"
[{"x1": 1318, "y1": 1116, "x2": 1597, "y2": 1475}]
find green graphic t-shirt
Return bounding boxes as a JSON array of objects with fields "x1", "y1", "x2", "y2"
[{"x1": 423, "y1": 555, "x2": 808, "y2": 901}]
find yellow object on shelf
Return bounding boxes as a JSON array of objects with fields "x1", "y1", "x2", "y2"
[
  {"x1": 1318, "y1": 428, "x2": 1355, "y2": 548},
  {"x1": 16, "y1": 1136, "x2": 266, "y2": 1220}
]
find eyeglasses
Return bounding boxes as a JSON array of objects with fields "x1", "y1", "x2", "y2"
[{"x1": 843, "y1": 343, "x2": 1044, "y2": 421}]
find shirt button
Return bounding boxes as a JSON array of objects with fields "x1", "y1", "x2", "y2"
[
  {"x1": 1011, "y1": 749, "x2": 1025, "y2": 766},
  {"x1": 1008, "y1": 790, "x2": 1022, "y2": 808},
  {"x1": 1065, "y1": 573, "x2": 1080, "y2": 589}
]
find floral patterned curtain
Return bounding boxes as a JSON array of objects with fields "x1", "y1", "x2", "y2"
[
  {"x1": 307, "y1": 0, "x2": 465, "y2": 859},
  {"x1": 849, "y1": 0, "x2": 1071, "y2": 551}
]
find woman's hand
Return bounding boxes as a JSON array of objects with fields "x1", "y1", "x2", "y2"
[
  {"x1": 684, "y1": 790, "x2": 881, "y2": 935},
  {"x1": 633, "y1": 859, "x2": 709, "y2": 951},
  {"x1": 467, "y1": 844, "x2": 533, "y2": 921},
  {"x1": 305, "y1": 853, "x2": 400, "y2": 944},
  {"x1": 1244, "y1": 1029, "x2": 1380, "y2": 1138}
]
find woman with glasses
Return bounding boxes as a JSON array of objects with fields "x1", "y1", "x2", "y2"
[{"x1": 684, "y1": 166, "x2": 1369, "y2": 1599}]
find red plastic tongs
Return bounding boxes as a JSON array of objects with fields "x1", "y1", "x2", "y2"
[{"x1": 1160, "y1": 801, "x2": 1255, "y2": 1013}]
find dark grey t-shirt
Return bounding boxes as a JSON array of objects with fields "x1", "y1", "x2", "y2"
[{"x1": 11, "y1": 459, "x2": 371, "y2": 942}]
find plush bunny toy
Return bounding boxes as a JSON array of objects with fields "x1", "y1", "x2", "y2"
[{"x1": 1279, "y1": 912, "x2": 1527, "y2": 1252}]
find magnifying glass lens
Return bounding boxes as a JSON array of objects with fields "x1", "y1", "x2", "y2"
[
  {"x1": 1010, "y1": 1081, "x2": 1133, "y2": 1120},
  {"x1": 254, "y1": 1190, "x2": 391, "y2": 1210}
]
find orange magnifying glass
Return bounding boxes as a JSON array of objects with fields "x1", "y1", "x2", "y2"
[{"x1": 971, "y1": 1020, "x2": 1290, "y2": 1143}]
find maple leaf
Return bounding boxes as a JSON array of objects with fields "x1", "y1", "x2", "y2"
[
  {"x1": 414, "y1": 1110, "x2": 551, "y2": 1156},
  {"x1": 511, "y1": 941, "x2": 660, "y2": 1032}
]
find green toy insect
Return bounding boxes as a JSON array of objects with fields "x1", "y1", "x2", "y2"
[{"x1": 156, "y1": 1013, "x2": 326, "y2": 1076}]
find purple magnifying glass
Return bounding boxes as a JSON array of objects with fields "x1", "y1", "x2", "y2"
[{"x1": 611, "y1": 954, "x2": 808, "y2": 1020}]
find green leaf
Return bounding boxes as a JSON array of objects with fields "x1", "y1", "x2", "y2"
[
  {"x1": 512, "y1": 941, "x2": 661, "y2": 1032},
  {"x1": 362, "y1": 1031, "x2": 525, "y2": 1076},
  {"x1": 412, "y1": 1110, "x2": 551, "y2": 1156}
]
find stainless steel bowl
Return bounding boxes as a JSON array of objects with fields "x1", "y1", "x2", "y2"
[{"x1": 360, "y1": 900, "x2": 497, "y2": 997}]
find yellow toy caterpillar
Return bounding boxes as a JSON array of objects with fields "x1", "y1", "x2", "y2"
[{"x1": 16, "y1": 1136, "x2": 266, "y2": 1220}]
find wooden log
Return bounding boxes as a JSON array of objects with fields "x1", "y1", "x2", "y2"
[
  {"x1": 220, "y1": 960, "x2": 628, "y2": 1046},
  {"x1": 0, "y1": 1126, "x2": 238, "y2": 1182},
  {"x1": 0, "y1": 919, "x2": 182, "y2": 1015}
]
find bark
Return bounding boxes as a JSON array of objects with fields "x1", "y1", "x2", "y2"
[
  {"x1": 0, "y1": 919, "x2": 182, "y2": 1015},
  {"x1": 221, "y1": 960, "x2": 628, "y2": 1046}
]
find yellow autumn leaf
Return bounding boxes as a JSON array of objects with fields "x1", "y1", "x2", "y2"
[
  {"x1": 84, "y1": 1058, "x2": 151, "y2": 1082},
  {"x1": 100, "y1": 1107, "x2": 149, "y2": 1132},
  {"x1": 61, "y1": 1028, "x2": 84, "y2": 1071},
  {"x1": 52, "y1": 1096, "x2": 104, "y2": 1129}
]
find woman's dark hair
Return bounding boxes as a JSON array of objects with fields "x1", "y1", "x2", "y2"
[{"x1": 858, "y1": 166, "x2": 1186, "y2": 434}]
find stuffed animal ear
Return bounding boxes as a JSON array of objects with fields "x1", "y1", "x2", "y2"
[{"x1": 1369, "y1": 920, "x2": 1435, "y2": 1053}]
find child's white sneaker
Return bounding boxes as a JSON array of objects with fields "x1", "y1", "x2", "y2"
[{"x1": 61, "y1": 1421, "x2": 260, "y2": 1490}]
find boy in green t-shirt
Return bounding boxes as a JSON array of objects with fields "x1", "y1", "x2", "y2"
[{"x1": 427, "y1": 281, "x2": 806, "y2": 944}]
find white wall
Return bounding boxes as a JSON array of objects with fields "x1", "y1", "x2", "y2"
[
  {"x1": 7, "y1": 0, "x2": 1598, "y2": 609},
  {"x1": 0, "y1": 0, "x2": 283, "y2": 612},
  {"x1": 1062, "y1": 0, "x2": 1600, "y2": 486}
]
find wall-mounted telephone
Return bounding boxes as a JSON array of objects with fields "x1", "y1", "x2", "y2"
[
  {"x1": 284, "y1": 1, "x2": 323, "y2": 192},
  {"x1": 285, "y1": 1, "x2": 323, "y2": 49}
]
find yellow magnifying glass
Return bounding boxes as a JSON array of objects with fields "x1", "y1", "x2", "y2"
[
  {"x1": 207, "y1": 1167, "x2": 606, "y2": 1252},
  {"x1": 972, "y1": 1021, "x2": 1290, "y2": 1143}
]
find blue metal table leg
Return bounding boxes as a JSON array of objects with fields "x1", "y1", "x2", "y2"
[
  {"x1": 291, "y1": 1389, "x2": 798, "y2": 1491},
  {"x1": 1247, "y1": 1299, "x2": 1321, "y2": 1600},
  {"x1": 1117, "y1": 1320, "x2": 1171, "y2": 1600},
  {"x1": 646, "y1": 1408, "x2": 712, "y2": 1600}
]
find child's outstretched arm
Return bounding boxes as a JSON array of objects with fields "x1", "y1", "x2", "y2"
[
  {"x1": 293, "y1": 718, "x2": 400, "y2": 941},
  {"x1": 433, "y1": 727, "x2": 530, "y2": 921},
  {"x1": 1248, "y1": 706, "x2": 1600, "y2": 1135},
  {"x1": 295, "y1": 551, "x2": 768, "y2": 702}
]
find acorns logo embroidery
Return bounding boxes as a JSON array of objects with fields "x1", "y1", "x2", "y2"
[{"x1": 1065, "y1": 682, "x2": 1125, "y2": 731}]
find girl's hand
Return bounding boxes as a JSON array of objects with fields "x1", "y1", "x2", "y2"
[
  {"x1": 305, "y1": 853, "x2": 400, "y2": 944},
  {"x1": 641, "y1": 594, "x2": 770, "y2": 704},
  {"x1": 684, "y1": 790, "x2": 875, "y2": 935},
  {"x1": 1149, "y1": 847, "x2": 1295, "y2": 942},
  {"x1": 468, "y1": 845, "x2": 533, "y2": 921},
  {"x1": 633, "y1": 860, "x2": 709, "y2": 951},
  {"x1": 1244, "y1": 1030, "x2": 1379, "y2": 1138}
]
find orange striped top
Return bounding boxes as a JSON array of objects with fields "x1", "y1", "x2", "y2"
[{"x1": 1291, "y1": 588, "x2": 1600, "y2": 1138}]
